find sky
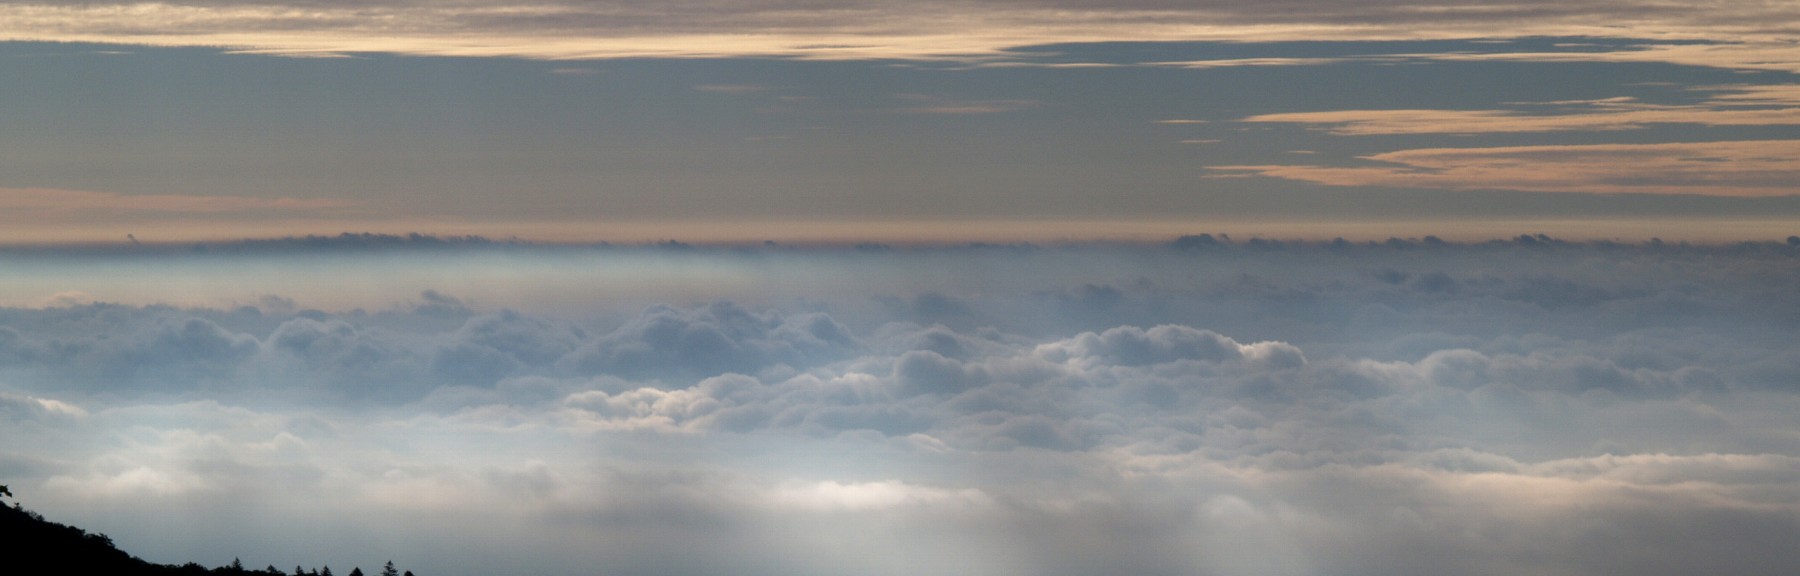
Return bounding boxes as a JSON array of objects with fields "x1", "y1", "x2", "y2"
[
  {"x1": 5, "y1": 0, "x2": 1800, "y2": 243},
  {"x1": 3, "y1": 1, "x2": 1800, "y2": 576}
]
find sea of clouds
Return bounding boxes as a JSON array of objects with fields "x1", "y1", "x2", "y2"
[{"x1": 1, "y1": 237, "x2": 1798, "y2": 576}]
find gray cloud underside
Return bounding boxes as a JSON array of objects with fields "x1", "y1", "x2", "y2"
[{"x1": 3, "y1": 243, "x2": 1800, "y2": 575}]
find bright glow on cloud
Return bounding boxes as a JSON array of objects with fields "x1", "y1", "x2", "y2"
[{"x1": 771, "y1": 480, "x2": 992, "y2": 512}]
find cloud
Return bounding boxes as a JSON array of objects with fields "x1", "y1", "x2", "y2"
[
  {"x1": 260, "y1": 315, "x2": 433, "y2": 399},
  {"x1": 1158, "y1": 56, "x2": 1366, "y2": 69},
  {"x1": 1398, "y1": 41, "x2": 1800, "y2": 74},
  {"x1": 560, "y1": 301, "x2": 858, "y2": 383},
  {"x1": 1036, "y1": 324, "x2": 1299, "y2": 367},
  {"x1": 0, "y1": 390, "x2": 88, "y2": 422},
  {"x1": 431, "y1": 310, "x2": 585, "y2": 386},
  {"x1": 2, "y1": 243, "x2": 1799, "y2": 575},
  {"x1": 891, "y1": 94, "x2": 1039, "y2": 115},
  {"x1": 1213, "y1": 140, "x2": 1800, "y2": 196},
  {"x1": 0, "y1": 314, "x2": 265, "y2": 392},
  {"x1": 694, "y1": 84, "x2": 767, "y2": 94},
  {"x1": 2, "y1": 0, "x2": 1799, "y2": 68},
  {"x1": 1246, "y1": 108, "x2": 1644, "y2": 135},
  {"x1": 769, "y1": 479, "x2": 992, "y2": 512},
  {"x1": 0, "y1": 187, "x2": 356, "y2": 221},
  {"x1": 1241, "y1": 86, "x2": 1800, "y2": 135}
]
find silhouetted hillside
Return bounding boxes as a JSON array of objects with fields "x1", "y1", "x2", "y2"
[
  {"x1": 1, "y1": 486, "x2": 414, "y2": 576},
  {"x1": 1, "y1": 492, "x2": 161, "y2": 575}
]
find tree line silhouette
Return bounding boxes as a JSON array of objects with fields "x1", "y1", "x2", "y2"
[{"x1": 1, "y1": 484, "x2": 418, "y2": 576}]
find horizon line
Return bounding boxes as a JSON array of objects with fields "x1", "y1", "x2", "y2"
[{"x1": 6, "y1": 227, "x2": 1800, "y2": 253}]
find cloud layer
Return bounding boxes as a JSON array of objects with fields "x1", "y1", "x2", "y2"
[{"x1": 2, "y1": 242, "x2": 1798, "y2": 575}]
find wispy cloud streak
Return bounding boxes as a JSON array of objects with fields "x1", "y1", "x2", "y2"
[
  {"x1": 1242, "y1": 86, "x2": 1800, "y2": 134},
  {"x1": 0, "y1": 187, "x2": 356, "y2": 218},
  {"x1": 4, "y1": 0, "x2": 1800, "y2": 65},
  {"x1": 1214, "y1": 140, "x2": 1800, "y2": 196}
]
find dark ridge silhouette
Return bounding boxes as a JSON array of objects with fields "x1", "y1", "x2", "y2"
[
  {"x1": 1171, "y1": 233, "x2": 1228, "y2": 249},
  {"x1": 195, "y1": 232, "x2": 511, "y2": 254},
  {"x1": 1165, "y1": 233, "x2": 1800, "y2": 254},
  {"x1": 0, "y1": 485, "x2": 416, "y2": 576}
]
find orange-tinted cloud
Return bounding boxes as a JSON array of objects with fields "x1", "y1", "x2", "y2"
[
  {"x1": 4, "y1": 1, "x2": 1800, "y2": 67},
  {"x1": 1242, "y1": 86, "x2": 1800, "y2": 135},
  {"x1": 1213, "y1": 140, "x2": 1800, "y2": 196}
]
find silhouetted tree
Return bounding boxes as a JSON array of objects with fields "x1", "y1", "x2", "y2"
[
  {"x1": 381, "y1": 561, "x2": 399, "y2": 576},
  {"x1": 348, "y1": 568, "x2": 363, "y2": 576}
]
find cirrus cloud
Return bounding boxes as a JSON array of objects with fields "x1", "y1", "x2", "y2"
[
  {"x1": 0, "y1": 187, "x2": 357, "y2": 220},
  {"x1": 1241, "y1": 86, "x2": 1800, "y2": 135},
  {"x1": 1, "y1": 0, "x2": 1799, "y2": 66},
  {"x1": 1213, "y1": 140, "x2": 1800, "y2": 196}
]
